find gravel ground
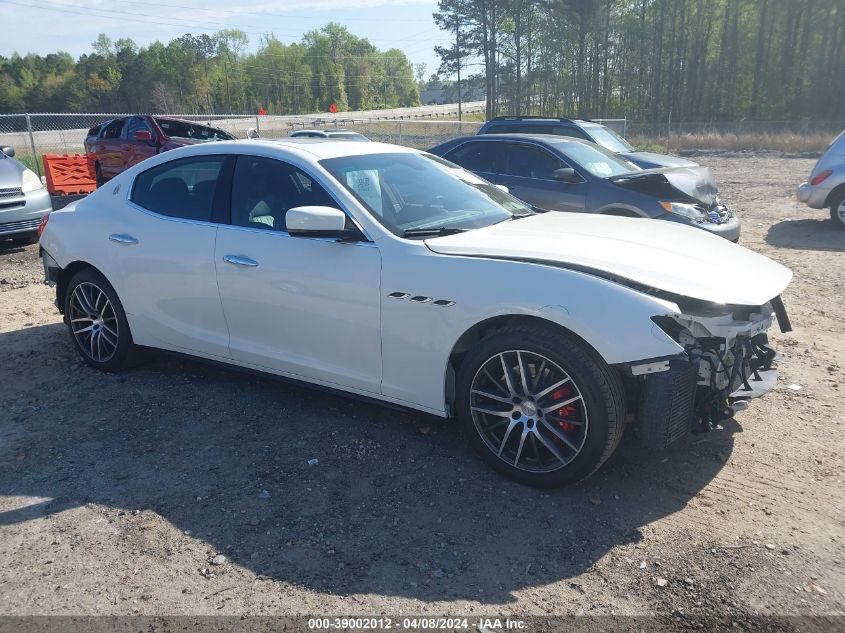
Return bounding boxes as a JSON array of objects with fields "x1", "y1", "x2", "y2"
[{"x1": 0, "y1": 156, "x2": 842, "y2": 628}]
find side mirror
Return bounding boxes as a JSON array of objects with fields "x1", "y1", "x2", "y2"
[
  {"x1": 552, "y1": 167, "x2": 580, "y2": 183},
  {"x1": 494, "y1": 184, "x2": 509, "y2": 194},
  {"x1": 246, "y1": 128, "x2": 260, "y2": 139},
  {"x1": 134, "y1": 130, "x2": 154, "y2": 143},
  {"x1": 286, "y1": 206, "x2": 361, "y2": 241},
  {"x1": 1, "y1": 146, "x2": 15, "y2": 158}
]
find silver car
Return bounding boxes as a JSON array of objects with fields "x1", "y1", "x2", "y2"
[
  {"x1": 797, "y1": 130, "x2": 845, "y2": 229},
  {"x1": 0, "y1": 146, "x2": 52, "y2": 243}
]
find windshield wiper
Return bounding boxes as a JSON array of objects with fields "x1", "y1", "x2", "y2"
[{"x1": 402, "y1": 227, "x2": 468, "y2": 238}]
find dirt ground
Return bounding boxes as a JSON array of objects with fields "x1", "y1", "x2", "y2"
[{"x1": 0, "y1": 156, "x2": 842, "y2": 628}]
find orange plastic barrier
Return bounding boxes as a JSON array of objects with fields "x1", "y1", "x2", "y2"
[{"x1": 42, "y1": 154, "x2": 96, "y2": 196}]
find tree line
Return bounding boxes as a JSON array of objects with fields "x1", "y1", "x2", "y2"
[
  {"x1": 0, "y1": 24, "x2": 420, "y2": 115},
  {"x1": 434, "y1": 0, "x2": 845, "y2": 122}
]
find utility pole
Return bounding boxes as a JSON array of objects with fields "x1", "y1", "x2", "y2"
[{"x1": 456, "y1": 18, "x2": 463, "y2": 121}]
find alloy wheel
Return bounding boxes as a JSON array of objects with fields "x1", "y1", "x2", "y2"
[
  {"x1": 469, "y1": 350, "x2": 589, "y2": 473},
  {"x1": 69, "y1": 281, "x2": 120, "y2": 363},
  {"x1": 837, "y1": 200, "x2": 845, "y2": 223}
]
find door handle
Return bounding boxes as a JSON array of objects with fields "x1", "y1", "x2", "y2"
[
  {"x1": 223, "y1": 255, "x2": 259, "y2": 268},
  {"x1": 109, "y1": 234, "x2": 138, "y2": 245}
]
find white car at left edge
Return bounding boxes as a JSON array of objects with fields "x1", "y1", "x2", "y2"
[{"x1": 39, "y1": 139, "x2": 793, "y2": 487}]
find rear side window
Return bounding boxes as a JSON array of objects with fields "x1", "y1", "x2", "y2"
[
  {"x1": 131, "y1": 155, "x2": 225, "y2": 222},
  {"x1": 502, "y1": 144, "x2": 563, "y2": 180},
  {"x1": 483, "y1": 123, "x2": 513, "y2": 134},
  {"x1": 444, "y1": 141, "x2": 501, "y2": 173},
  {"x1": 230, "y1": 156, "x2": 336, "y2": 232},
  {"x1": 549, "y1": 125, "x2": 589, "y2": 139}
]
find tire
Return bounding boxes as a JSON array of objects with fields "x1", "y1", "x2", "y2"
[
  {"x1": 830, "y1": 192, "x2": 845, "y2": 229},
  {"x1": 455, "y1": 323, "x2": 626, "y2": 487},
  {"x1": 95, "y1": 163, "x2": 106, "y2": 188},
  {"x1": 64, "y1": 267, "x2": 144, "y2": 371}
]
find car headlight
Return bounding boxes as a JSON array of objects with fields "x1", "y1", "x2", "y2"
[
  {"x1": 21, "y1": 168, "x2": 44, "y2": 193},
  {"x1": 659, "y1": 201, "x2": 704, "y2": 222}
]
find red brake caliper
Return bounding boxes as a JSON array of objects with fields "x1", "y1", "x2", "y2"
[{"x1": 551, "y1": 387, "x2": 577, "y2": 435}]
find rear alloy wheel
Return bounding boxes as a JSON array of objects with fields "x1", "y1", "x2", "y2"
[
  {"x1": 456, "y1": 325, "x2": 625, "y2": 487},
  {"x1": 830, "y1": 193, "x2": 845, "y2": 229},
  {"x1": 64, "y1": 268, "x2": 143, "y2": 370}
]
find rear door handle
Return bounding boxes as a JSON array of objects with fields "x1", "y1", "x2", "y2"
[
  {"x1": 109, "y1": 234, "x2": 138, "y2": 245},
  {"x1": 223, "y1": 255, "x2": 259, "y2": 267}
]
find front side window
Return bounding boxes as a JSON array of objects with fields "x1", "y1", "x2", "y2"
[
  {"x1": 230, "y1": 156, "x2": 336, "y2": 232},
  {"x1": 131, "y1": 155, "x2": 225, "y2": 221},
  {"x1": 444, "y1": 141, "x2": 500, "y2": 173},
  {"x1": 320, "y1": 152, "x2": 533, "y2": 237},
  {"x1": 503, "y1": 145, "x2": 563, "y2": 180},
  {"x1": 102, "y1": 119, "x2": 125, "y2": 139},
  {"x1": 125, "y1": 116, "x2": 152, "y2": 139}
]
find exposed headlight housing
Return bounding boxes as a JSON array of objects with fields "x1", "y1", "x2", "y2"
[
  {"x1": 659, "y1": 201, "x2": 704, "y2": 222},
  {"x1": 21, "y1": 168, "x2": 44, "y2": 193}
]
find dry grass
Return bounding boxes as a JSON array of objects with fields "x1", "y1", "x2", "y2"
[{"x1": 630, "y1": 130, "x2": 835, "y2": 154}]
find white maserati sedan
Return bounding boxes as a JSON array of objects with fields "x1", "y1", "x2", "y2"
[{"x1": 39, "y1": 139, "x2": 793, "y2": 487}]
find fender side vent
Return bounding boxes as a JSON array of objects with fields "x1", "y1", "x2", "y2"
[
  {"x1": 409, "y1": 295, "x2": 432, "y2": 303},
  {"x1": 388, "y1": 292, "x2": 410, "y2": 299},
  {"x1": 433, "y1": 299, "x2": 455, "y2": 307}
]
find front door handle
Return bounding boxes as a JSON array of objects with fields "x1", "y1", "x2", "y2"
[
  {"x1": 109, "y1": 234, "x2": 138, "y2": 245},
  {"x1": 222, "y1": 255, "x2": 259, "y2": 268}
]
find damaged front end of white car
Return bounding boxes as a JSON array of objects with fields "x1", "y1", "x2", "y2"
[{"x1": 631, "y1": 293, "x2": 791, "y2": 449}]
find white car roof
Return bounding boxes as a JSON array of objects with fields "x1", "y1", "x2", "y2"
[{"x1": 227, "y1": 138, "x2": 419, "y2": 161}]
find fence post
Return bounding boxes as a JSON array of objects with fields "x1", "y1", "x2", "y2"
[
  {"x1": 25, "y1": 113, "x2": 41, "y2": 178},
  {"x1": 398, "y1": 120, "x2": 403, "y2": 145},
  {"x1": 667, "y1": 110, "x2": 672, "y2": 153},
  {"x1": 255, "y1": 115, "x2": 261, "y2": 136},
  {"x1": 622, "y1": 118, "x2": 627, "y2": 139}
]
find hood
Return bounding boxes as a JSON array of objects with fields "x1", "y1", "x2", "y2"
[
  {"x1": 623, "y1": 151, "x2": 699, "y2": 169},
  {"x1": 612, "y1": 166, "x2": 719, "y2": 206},
  {"x1": 425, "y1": 212, "x2": 791, "y2": 306}
]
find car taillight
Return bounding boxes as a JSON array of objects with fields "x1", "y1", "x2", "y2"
[
  {"x1": 811, "y1": 170, "x2": 832, "y2": 186},
  {"x1": 36, "y1": 213, "x2": 49, "y2": 238}
]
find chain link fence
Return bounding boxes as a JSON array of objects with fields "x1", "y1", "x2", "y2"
[
  {"x1": 2, "y1": 109, "x2": 842, "y2": 180},
  {"x1": 0, "y1": 103, "x2": 488, "y2": 176}
]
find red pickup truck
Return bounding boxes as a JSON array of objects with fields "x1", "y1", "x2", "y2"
[{"x1": 84, "y1": 115, "x2": 235, "y2": 186}]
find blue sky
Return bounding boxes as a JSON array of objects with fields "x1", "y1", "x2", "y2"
[{"x1": 0, "y1": 0, "x2": 450, "y2": 77}]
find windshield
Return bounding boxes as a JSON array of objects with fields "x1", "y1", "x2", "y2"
[
  {"x1": 320, "y1": 152, "x2": 533, "y2": 237},
  {"x1": 586, "y1": 125, "x2": 634, "y2": 153},
  {"x1": 155, "y1": 118, "x2": 235, "y2": 142},
  {"x1": 562, "y1": 142, "x2": 641, "y2": 178}
]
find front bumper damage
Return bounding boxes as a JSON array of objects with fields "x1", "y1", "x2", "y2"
[{"x1": 628, "y1": 296, "x2": 790, "y2": 450}]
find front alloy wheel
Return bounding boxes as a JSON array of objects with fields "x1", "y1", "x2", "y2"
[
  {"x1": 470, "y1": 350, "x2": 589, "y2": 473},
  {"x1": 456, "y1": 324, "x2": 625, "y2": 487}
]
